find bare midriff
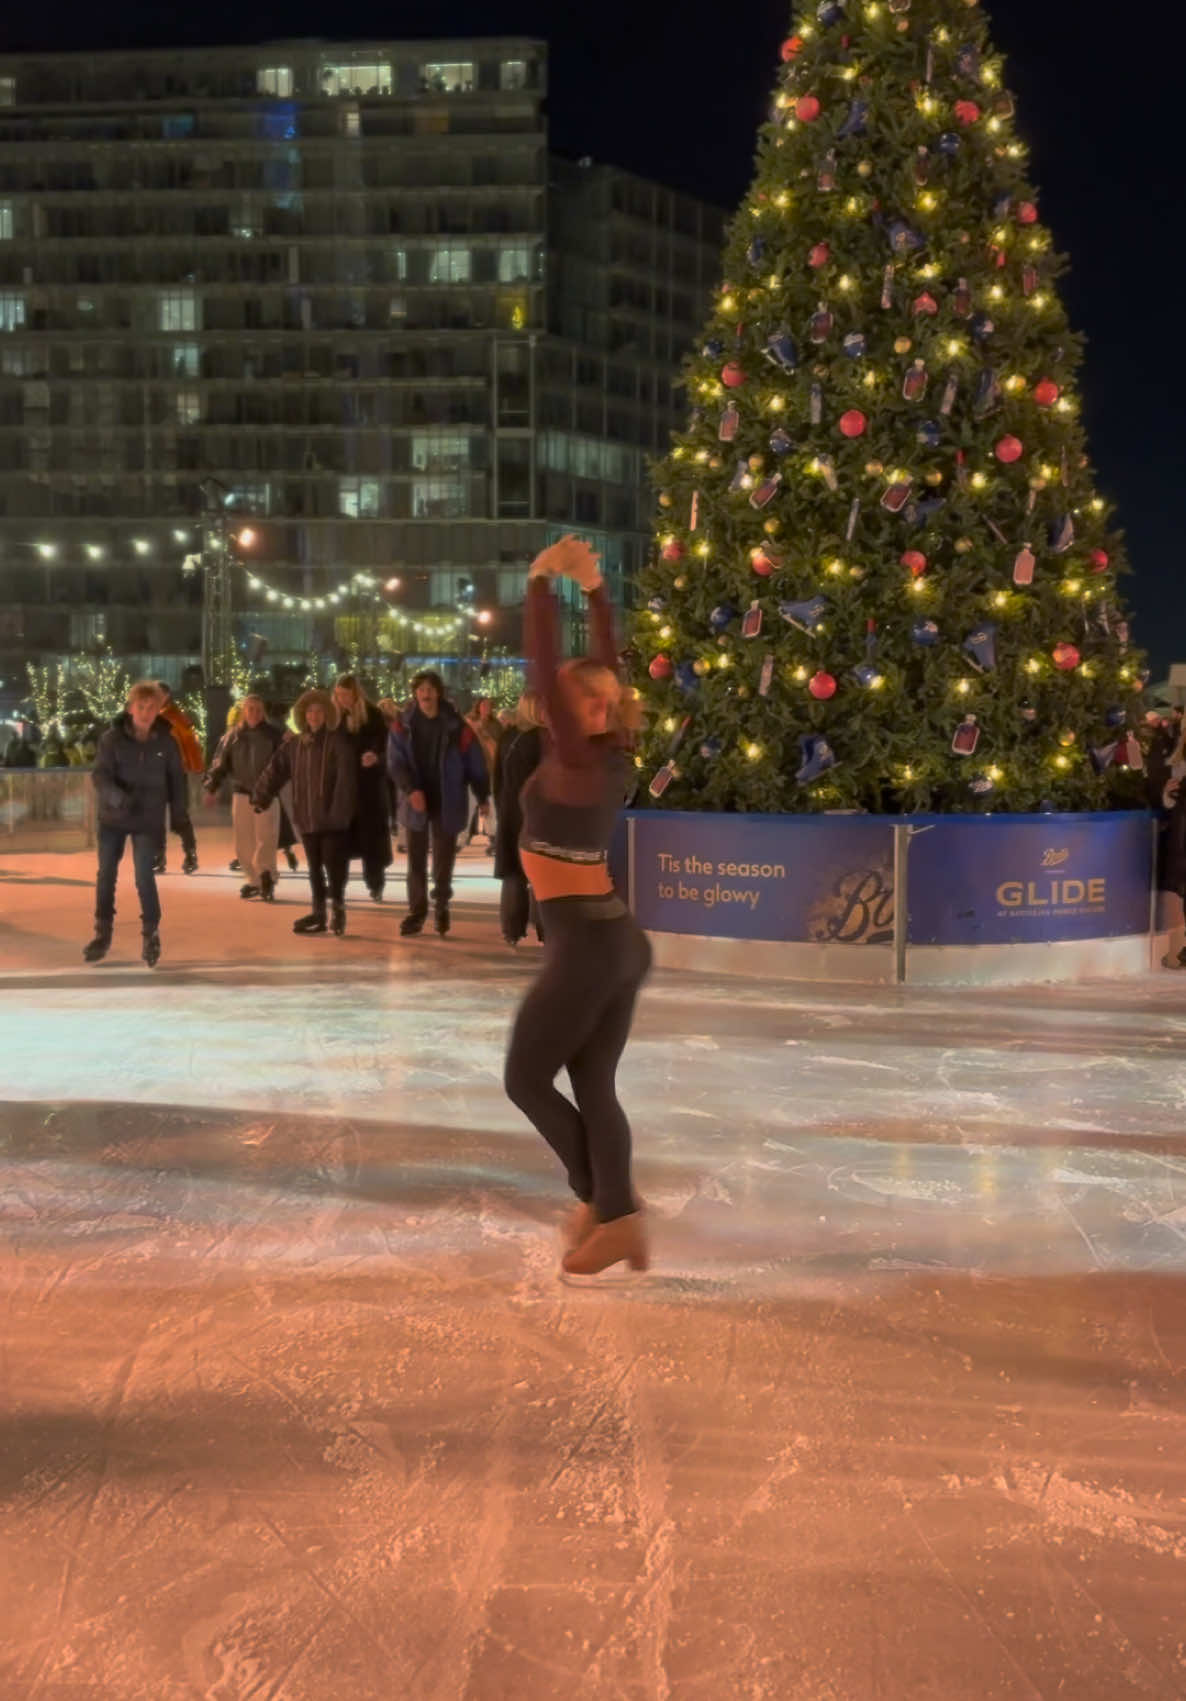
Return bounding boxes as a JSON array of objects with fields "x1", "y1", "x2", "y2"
[{"x1": 520, "y1": 848, "x2": 614, "y2": 901}]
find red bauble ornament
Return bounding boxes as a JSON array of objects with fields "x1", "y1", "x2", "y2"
[
  {"x1": 781, "y1": 34, "x2": 805, "y2": 60},
  {"x1": 660, "y1": 540, "x2": 684, "y2": 563},
  {"x1": 1033, "y1": 378, "x2": 1060, "y2": 407},
  {"x1": 809, "y1": 671, "x2": 838, "y2": 700},
  {"x1": 1090, "y1": 548, "x2": 1110, "y2": 573},
  {"x1": 796, "y1": 94, "x2": 822, "y2": 122},
  {"x1": 995, "y1": 435, "x2": 1024, "y2": 464},
  {"x1": 751, "y1": 549, "x2": 775, "y2": 577},
  {"x1": 912, "y1": 292, "x2": 939, "y2": 317},
  {"x1": 839, "y1": 410, "x2": 867, "y2": 439},
  {"x1": 648, "y1": 655, "x2": 673, "y2": 681},
  {"x1": 954, "y1": 100, "x2": 981, "y2": 125},
  {"x1": 900, "y1": 550, "x2": 928, "y2": 578},
  {"x1": 721, "y1": 361, "x2": 746, "y2": 389},
  {"x1": 1016, "y1": 201, "x2": 1039, "y2": 225},
  {"x1": 1052, "y1": 643, "x2": 1081, "y2": 673},
  {"x1": 809, "y1": 242, "x2": 831, "y2": 269}
]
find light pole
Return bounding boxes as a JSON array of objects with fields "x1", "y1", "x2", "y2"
[{"x1": 198, "y1": 476, "x2": 234, "y2": 757}]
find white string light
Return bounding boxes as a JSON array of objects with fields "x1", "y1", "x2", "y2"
[{"x1": 241, "y1": 562, "x2": 477, "y2": 637}]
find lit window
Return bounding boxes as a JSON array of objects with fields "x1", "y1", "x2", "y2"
[
  {"x1": 172, "y1": 343, "x2": 200, "y2": 378},
  {"x1": 420, "y1": 61, "x2": 475, "y2": 94},
  {"x1": 0, "y1": 292, "x2": 26, "y2": 332},
  {"x1": 499, "y1": 60, "x2": 528, "y2": 91},
  {"x1": 176, "y1": 391, "x2": 202, "y2": 426},
  {"x1": 231, "y1": 195, "x2": 261, "y2": 239},
  {"x1": 257, "y1": 66, "x2": 293, "y2": 97},
  {"x1": 320, "y1": 62, "x2": 392, "y2": 97},
  {"x1": 392, "y1": 246, "x2": 408, "y2": 280},
  {"x1": 231, "y1": 481, "x2": 271, "y2": 514},
  {"x1": 411, "y1": 434, "x2": 471, "y2": 473},
  {"x1": 428, "y1": 242, "x2": 471, "y2": 284},
  {"x1": 341, "y1": 105, "x2": 360, "y2": 137},
  {"x1": 0, "y1": 201, "x2": 13, "y2": 241},
  {"x1": 338, "y1": 478, "x2": 380, "y2": 518},
  {"x1": 158, "y1": 289, "x2": 199, "y2": 332},
  {"x1": 412, "y1": 478, "x2": 468, "y2": 518},
  {"x1": 497, "y1": 243, "x2": 533, "y2": 284},
  {"x1": 0, "y1": 78, "x2": 15, "y2": 107}
]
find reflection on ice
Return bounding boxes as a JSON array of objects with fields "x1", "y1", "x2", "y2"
[{"x1": 2, "y1": 840, "x2": 1186, "y2": 1697}]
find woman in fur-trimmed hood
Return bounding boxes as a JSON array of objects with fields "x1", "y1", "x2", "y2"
[
  {"x1": 252, "y1": 690, "x2": 358, "y2": 935},
  {"x1": 253, "y1": 690, "x2": 356, "y2": 834}
]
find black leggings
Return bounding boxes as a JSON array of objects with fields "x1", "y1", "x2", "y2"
[
  {"x1": 302, "y1": 829, "x2": 348, "y2": 911},
  {"x1": 504, "y1": 896, "x2": 651, "y2": 1222}
]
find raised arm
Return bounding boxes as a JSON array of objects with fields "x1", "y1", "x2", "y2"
[
  {"x1": 585, "y1": 582, "x2": 618, "y2": 672},
  {"x1": 525, "y1": 574, "x2": 587, "y2": 763},
  {"x1": 525, "y1": 535, "x2": 611, "y2": 766}
]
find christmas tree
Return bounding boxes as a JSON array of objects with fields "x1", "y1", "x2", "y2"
[{"x1": 633, "y1": 0, "x2": 1145, "y2": 815}]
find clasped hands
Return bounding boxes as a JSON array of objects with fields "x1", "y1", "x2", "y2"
[{"x1": 528, "y1": 533, "x2": 602, "y2": 593}]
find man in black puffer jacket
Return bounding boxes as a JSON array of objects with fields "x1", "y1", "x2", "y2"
[
  {"x1": 252, "y1": 690, "x2": 357, "y2": 937},
  {"x1": 85, "y1": 681, "x2": 190, "y2": 967},
  {"x1": 203, "y1": 694, "x2": 284, "y2": 901}
]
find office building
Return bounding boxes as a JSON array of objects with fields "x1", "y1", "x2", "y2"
[{"x1": 0, "y1": 40, "x2": 722, "y2": 705}]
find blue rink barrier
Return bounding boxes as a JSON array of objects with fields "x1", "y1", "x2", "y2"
[{"x1": 617, "y1": 810, "x2": 1162, "y2": 986}]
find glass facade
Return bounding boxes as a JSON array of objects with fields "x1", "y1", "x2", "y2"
[{"x1": 0, "y1": 40, "x2": 721, "y2": 701}]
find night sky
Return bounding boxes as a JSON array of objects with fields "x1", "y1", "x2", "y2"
[{"x1": 5, "y1": 0, "x2": 1181, "y2": 673}]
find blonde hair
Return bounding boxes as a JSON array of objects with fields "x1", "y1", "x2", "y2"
[
  {"x1": 333, "y1": 674, "x2": 370, "y2": 733},
  {"x1": 128, "y1": 680, "x2": 164, "y2": 706},
  {"x1": 558, "y1": 659, "x2": 642, "y2": 737},
  {"x1": 515, "y1": 689, "x2": 546, "y2": 731}
]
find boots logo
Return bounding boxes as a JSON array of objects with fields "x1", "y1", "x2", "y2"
[
  {"x1": 808, "y1": 862, "x2": 895, "y2": 945},
  {"x1": 997, "y1": 846, "x2": 1106, "y2": 913}
]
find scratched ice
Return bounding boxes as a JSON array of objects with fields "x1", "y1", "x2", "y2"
[{"x1": 2, "y1": 836, "x2": 1186, "y2": 1700}]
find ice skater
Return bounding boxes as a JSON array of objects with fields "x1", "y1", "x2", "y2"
[
  {"x1": 502, "y1": 536, "x2": 651, "y2": 1278},
  {"x1": 84, "y1": 680, "x2": 191, "y2": 967},
  {"x1": 251, "y1": 690, "x2": 357, "y2": 937},
  {"x1": 201, "y1": 693, "x2": 283, "y2": 900},
  {"x1": 386, "y1": 671, "x2": 491, "y2": 937},
  {"x1": 332, "y1": 675, "x2": 393, "y2": 901},
  {"x1": 153, "y1": 681, "x2": 202, "y2": 875},
  {"x1": 493, "y1": 689, "x2": 546, "y2": 947}
]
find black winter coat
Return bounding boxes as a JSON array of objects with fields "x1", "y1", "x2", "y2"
[
  {"x1": 493, "y1": 726, "x2": 544, "y2": 880},
  {"x1": 92, "y1": 713, "x2": 189, "y2": 837},
  {"x1": 204, "y1": 720, "x2": 284, "y2": 795},
  {"x1": 1161, "y1": 790, "x2": 1186, "y2": 898},
  {"x1": 253, "y1": 727, "x2": 357, "y2": 836},
  {"x1": 342, "y1": 702, "x2": 392, "y2": 870}
]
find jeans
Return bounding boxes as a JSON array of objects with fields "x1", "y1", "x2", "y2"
[
  {"x1": 301, "y1": 829, "x2": 348, "y2": 913},
  {"x1": 504, "y1": 896, "x2": 651, "y2": 1222},
  {"x1": 95, "y1": 824, "x2": 161, "y2": 933},
  {"x1": 406, "y1": 819, "x2": 458, "y2": 918}
]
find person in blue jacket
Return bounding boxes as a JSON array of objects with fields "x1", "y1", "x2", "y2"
[
  {"x1": 84, "y1": 680, "x2": 190, "y2": 967},
  {"x1": 386, "y1": 670, "x2": 490, "y2": 937}
]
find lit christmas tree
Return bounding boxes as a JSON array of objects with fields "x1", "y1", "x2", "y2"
[{"x1": 633, "y1": 0, "x2": 1145, "y2": 814}]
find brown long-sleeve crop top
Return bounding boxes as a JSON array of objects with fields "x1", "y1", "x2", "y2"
[{"x1": 518, "y1": 576, "x2": 631, "y2": 899}]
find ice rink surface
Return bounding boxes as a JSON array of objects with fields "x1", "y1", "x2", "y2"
[{"x1": 2, "y1": 836, "x2": 1186, "y2": 1699}]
